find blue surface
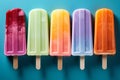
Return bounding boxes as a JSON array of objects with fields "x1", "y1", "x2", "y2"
[{"x1": 1, "y1": 0, "x2": 120, "y2": 80}]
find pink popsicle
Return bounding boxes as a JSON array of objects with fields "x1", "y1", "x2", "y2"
[{"x1": 4, "y1": 8, "x2": 26, "y2": 69}]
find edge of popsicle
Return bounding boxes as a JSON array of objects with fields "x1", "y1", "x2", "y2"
[
  {"x1": 95, "y1": 8, "x2": 113, "y2": 15},
  {"x1": 72, "y1": 8, "x2": 91, "y2": 16},
  {"x1": 51, "y1": 9, "x2": 69, "y2": 16},
  {"x1": 29, "y1": 8, "x2": 47, "y2": 15}
]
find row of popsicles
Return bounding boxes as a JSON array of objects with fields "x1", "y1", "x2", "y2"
[{"x1": 4, "y1": 8, "x2": 115, "y2": 70}]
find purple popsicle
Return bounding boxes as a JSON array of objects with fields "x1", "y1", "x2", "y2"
[{"x1": 72, "y1": 9, "x2": 93, "y2": 70}]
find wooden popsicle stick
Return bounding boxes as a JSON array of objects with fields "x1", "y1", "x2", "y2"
[
  {"x1": 36, "y1": 56, "x2": 41, "y2": 70},
  {"x1": 80, "y1": 56, "x2": 85, "y2": 70},
  {"x1": 102, "y1": 55, "x2": 107, "y2": 70},
  {"x1": 58, "y1": 56, "x2": 62, "y2": 70},
  {"x1": 13, "y1": 56, "x2": 18, "y2": 70}
]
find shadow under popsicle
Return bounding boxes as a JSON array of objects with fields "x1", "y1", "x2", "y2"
[
  {"x1": 12, "y1": 56, "x2": 34, "y2": 66},
  {"x1": 106, "y1": 14, "x2": 120, "y2": 79},
  {"x1": 62, "y1": 55, "x2": 102, "y2": 80},
  {"x1": 8, "y1": 56, "x2": 56, "y2": 78}
]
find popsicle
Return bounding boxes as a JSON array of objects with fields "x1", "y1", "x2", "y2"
[
  {"x1": 4, "y1": 8, "x2": 26, "y2": 69},
  {"x1": 94, "y1": 8, "x2": 116, "y2": 69},
  {"x1": 27, "y1": 9, "x2": 49, "y2": 70},
  {"x1": 72, "y1": 9, "x2": 93, "y2": 70},
  {"x1": 50, "y1": 9, "x2": 71, "y2": 70}
]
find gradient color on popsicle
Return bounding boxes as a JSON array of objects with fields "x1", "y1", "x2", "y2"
[
  {"x1": 4, "y1": 8, "x2": 26, "y2": 56},
  {"x1": 94, "y1": 8, "x2": 116, "y2": 55},
  {"x1": 50, "y1": 9, "x2": 71, "y2": 56},
  {"x1": 72, "y1": 9, "x2": 93, "y2": 56},
  {"x1": 27, "y1": 9, "x2": 49, "y2": 56}
]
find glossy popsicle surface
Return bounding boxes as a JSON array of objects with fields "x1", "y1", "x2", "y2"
[
  {"x1": 94, "y1": 8, "x2": 116, "y2": 55},
  {"x1": 27, "y1": 9, "x2": 49, "y2": 56},
  {"x1": 72, "y1": 9, "x2": 93, "y2": 56},
  {"x1": 50, "y1": 9, "x2": 71, "y2": 56},
  {"x1": 4, "y1": 8, "x2": 26, "y2": 56}
]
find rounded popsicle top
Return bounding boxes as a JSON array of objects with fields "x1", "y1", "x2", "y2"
[
  {"x1": 6, "y1": 8, "x2": 25, "y2": 26},
  {"x1": 7, "y1": 8, "x2": 24, "y2": 12},
  {"x1": 95, "y1": 8, "x2": 114, "y2": 23},
  {"x1": 29, "y1": 8, "x2": 47, "y2": 15},
  {"x1": 73, "y1": 8, "x2": 91, "y2": 16},
  {"x1": 51, "y1": 9, "x2": 70, "y2": 17},
  {"x1": 6, "y1": 8, "x2": 25, "y2": 18},
  {"x1": 95, "y1": 8, "x2": 113, "y2": 15}
]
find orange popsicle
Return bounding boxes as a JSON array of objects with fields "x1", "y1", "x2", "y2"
[
  {"x1": 50, "y1": 9, "x2": 71, "y2": 70},
  {"x1": 94, "y1": 8, "x2": 116, "y2": 69}
]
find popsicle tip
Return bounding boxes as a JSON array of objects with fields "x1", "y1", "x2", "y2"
[
  {"x1": 12, "y1": 8, "x2": 22, "y2": 10},
  {"x1": 51, "y1": 9, "x2": 69, "y2": 15},
  {"x1": 6, "y1": 8, "x2": 23, "y2": 17},
  {"x1": 6, "y1": 8, "x2": 24, "y2": 16},
  {"x1": 101, "y1": 8, "x2": 113, "y2": 11},
  {"x1": 73, "y1": 8, "x2": 90, "y2": 13},
  {"x1": 30, "y1": 8, "x2": 47, "y2": 12},
  {"x1": 96, "y1": 8, "x2": 113, "y2": 15},
  {"x1": 29, "y1": 8, "x2": 47, "y2": 15},
  {"x1": 72, "y1": 8, "x2": 91, "y2": 18}
]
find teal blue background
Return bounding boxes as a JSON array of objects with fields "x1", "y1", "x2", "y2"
[{"x1": 1, "y1": 0, "x2": 120, "y2": 80}]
